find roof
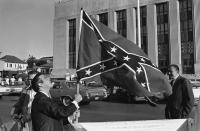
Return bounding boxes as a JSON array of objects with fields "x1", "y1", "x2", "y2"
[
  {"x1": 39, "y1": 62, "x2": 53, "y2": 68},
  {"x1": 0, "y1": 55, "x2": 27, "y2": 64},
  {"x1": 39, "y1": 56, "x2": 53, "y2": 61}
]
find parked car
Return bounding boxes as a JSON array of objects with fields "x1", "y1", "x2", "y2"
[
  {"x1": 50, "y1": 80, "x2": 108, "y2": 105},
  {"x1": 8, "y1": 85, "x2": 23, "y2": 95},
  {"x1": 0, "y1": 86, "x2": 11, "y2": 98}
]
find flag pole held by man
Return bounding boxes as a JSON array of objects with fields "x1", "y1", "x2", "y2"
[{"x1": 76, "y1": 9, "x2": 172, "y2": 105}]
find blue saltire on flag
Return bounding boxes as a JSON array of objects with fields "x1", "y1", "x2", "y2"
[{"x1": 77, "y1": 10, "x2": 172, "y2": 103}]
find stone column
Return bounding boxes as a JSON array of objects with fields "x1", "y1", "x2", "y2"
[
  {"x1": 127, "y1": 8, "x2": 137, "y2": 44},
  {"x1": 108, "y1": 11, "x2": 117, "y2": 32},
  {"x1": 52, "y1": 18, "x2": 69, "y2": 78},
  {"x1": 169, "y1": 0, "x2": 182, "y2": 73},
  {"x1": 193, "y1": 0, "x2": 200, "y2": 74},
  {"x1": 147, "y1": 4, "x2": 158, "y2": 66}
]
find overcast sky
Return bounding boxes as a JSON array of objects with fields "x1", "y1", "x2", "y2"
[{"x1": 0, "y1": 0, "x2": 57, "y2": 60}]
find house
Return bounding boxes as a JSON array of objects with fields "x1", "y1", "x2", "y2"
[
  {"x1": 0, "y1": 55, "x2": 28, "y2": 77},
  {"x1": 33, "y1": 56, "x2": 53, "y2": 74}
]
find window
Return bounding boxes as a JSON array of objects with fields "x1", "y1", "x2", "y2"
[
  {"x1": 116, "y1": 10, "x2": 127, "y2": 37},
  {"x1": 99, "y1": 13, "x2": 108, "y2": 26},
  {"x1": 69, "y1": 19, "x2": 76, "y2": 68},
  {"x1": 10, "y1": 63, "x2": 12, "y2": 68},
  {"x1": 179, "y1": 0, "x2": 194, "y2": 74},
  {"x1": 136, "y1": 6, "x2": 148, "y2": 54},
  {"x1": 156, "y1": 2, "x2": 170, "y2": 72}
]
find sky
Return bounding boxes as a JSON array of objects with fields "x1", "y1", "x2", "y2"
[{"x1": 0, "y1": 0, "x2": 58, "y2": 60}]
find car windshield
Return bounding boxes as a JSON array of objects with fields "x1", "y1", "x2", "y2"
[
  {"x1": 88, "y1": 83, "x2": 103, "y2": 87},
  {"x1": 66, "y1": 81, "x2": 77, "y2": 88}
]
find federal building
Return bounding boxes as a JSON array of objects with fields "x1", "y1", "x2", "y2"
[{"x1": 52, "y1": 0, "x2": 200, "y2": 78}]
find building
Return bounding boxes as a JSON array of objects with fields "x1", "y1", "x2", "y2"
[
  {"x1": 52, "y1": 0, "x2": 200, "y2": 78},
  {"x1": 32, "y1": 56, "x2": 53, "y2": 74},
  {"x1": 0, "y1": 55, "x2": 28, "y2": 77}
]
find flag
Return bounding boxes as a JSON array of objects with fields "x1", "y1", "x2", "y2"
[{"x1": 77, "y1": 10, "x2": 172, "y2": 102}]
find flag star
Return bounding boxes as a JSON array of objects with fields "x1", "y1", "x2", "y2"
[
  {"x1": 100, "y1": 64, "x2": 106, "y2": 70},
  {"x1": 136, "y1": 67, "x2": 143, "y2": 74},
  {"x1": 85, "y1": 69, "x2": 92, "y2": 76},
  {"x1": 140, "y1": 58, "x2": 146, "y2": 62},
  {"x1": 124, "y1": 55, "x2": 131, "y2": 61},
  {"x1": 141, "y1": 83, "x2": 146, "y2": 87},
  {"x1": 152, "y1": 63, "x2": 156, "y2": 67},
  {"x1": 113, "y1": 60, "x2": 118, "y2": 66},
  {"x1": 111, "y1": 46, "x2": 117, "y2": 53}
]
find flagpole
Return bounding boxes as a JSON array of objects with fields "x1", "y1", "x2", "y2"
[
  {"x1": 137, "y1": 0, "x2": 141, "y2": 48},
  {"x1": 77, "y1": 8, "x2": 83, "y2": 95},
  {"x1": 74, "y1": 8, "x2": 83, "y2": 124}
]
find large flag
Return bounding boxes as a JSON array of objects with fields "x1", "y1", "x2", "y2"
[{"x1": 77, "y1": 10, "x2": 172, "y2": 102}]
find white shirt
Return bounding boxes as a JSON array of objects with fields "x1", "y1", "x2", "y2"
[{"x1": 171, "y1": 75, "x2": 180, "y2": 86}]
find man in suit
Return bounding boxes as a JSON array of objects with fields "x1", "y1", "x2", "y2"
[
  {"x1": 165, "y1": 64, "x2": 194, "y2": 119},
  {"x1": 31, "y1": 73, "x2": 82, "y2": 131}
]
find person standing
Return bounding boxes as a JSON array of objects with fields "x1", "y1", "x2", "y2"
[
  {"x1": 165, "y1": 64, "x2": 194, "y2": 119},
  {"x1": 31, "y1": 73, "x2": 82, "y2": 131},
  {"x1": 11, "y1": 76, "x2": 16, "y2": 85},
  {"x1": 10, "y1": 70, "x2": 38, "y2": 131},
  {"x1": 5, "y1": 76, "x2": 9, "y2": 85}
]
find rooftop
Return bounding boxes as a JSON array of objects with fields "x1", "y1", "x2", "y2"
[{"x1": 0, "y1": 55, "x2": 27, "y2": 64}]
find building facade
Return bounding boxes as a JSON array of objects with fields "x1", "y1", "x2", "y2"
[
  {"x1": 52, "y1": 0, "x2": 200, "y2": 78},
  {"x1": 0, "y1": 55, "x2": 28, "y2": 77}
]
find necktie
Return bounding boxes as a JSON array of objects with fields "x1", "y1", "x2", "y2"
[{"x1": 170, "y1": 80, "x2": 174, "y2": 86}]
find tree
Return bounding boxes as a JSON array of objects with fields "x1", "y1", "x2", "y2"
[{"x1": 26, "y1": 55, "x2": 37, "y2": 69}]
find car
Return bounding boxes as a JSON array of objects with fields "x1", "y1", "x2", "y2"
[
  {"x1": 0, "y1": 86, "x2": 11, "y2": 97},
  {"x1": 50, "y1": 80, "x2": 107, "y2": 105}
]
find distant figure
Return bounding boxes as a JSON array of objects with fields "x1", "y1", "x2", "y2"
[
  {"x1": 18, "y1": 77, "x2": 23, "y2": 85},
  {"x1": 0, "y1": 77, "x2": 2, "y2": 84},
  {"x1": 11, "y1": 76, "x2": 15, "y2": 85},
  {"x1": 5, "y1": 77, "x2": 9, "y2": 85},
  {"x1": 165, "y1": 64, "x2": 194, "y2": 119},
  {"x1": 31, "y1": 73, "x2": 82, "y2": 131}
]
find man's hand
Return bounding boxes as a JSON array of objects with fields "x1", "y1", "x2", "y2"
[{"x1": 74, "y1": 94, "x2": 82, "y2": 103}]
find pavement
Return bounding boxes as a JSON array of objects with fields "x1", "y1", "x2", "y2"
[{"x1": 0, "y1": 95, "x2": 166, "y2": 124}]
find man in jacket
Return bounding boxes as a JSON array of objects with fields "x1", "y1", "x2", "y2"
[
  {"x1": 10, "y1": 70, "x2": 38, "y2": 131},
  {"x1": 31, "y1": 73, "x2": 82, "y2": 131},
  {"x1": 165, "y1": 64, "x2": 194, "y2": 119}
]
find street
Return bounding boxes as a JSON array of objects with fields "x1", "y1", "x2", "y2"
[{"x1": 0, "y1": 95, "x2": 166, "y2": 124}]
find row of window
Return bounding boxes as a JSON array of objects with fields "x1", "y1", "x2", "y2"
[
  {"x1": 67, "y1": 0, "x2": 194, "y2": 74},
  {"x1": 6, "y1": 63, "x2": 26, "y2": 69}
]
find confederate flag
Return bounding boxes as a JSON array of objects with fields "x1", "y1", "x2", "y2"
[{"x1": 76, "y1": 10, "x2": 172, "y2": 104}]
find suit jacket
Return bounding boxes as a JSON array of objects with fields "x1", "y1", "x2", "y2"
[
  {"x1": 31, "y1": 92, "x2": 77, "y2": 131},
  {"x1": 165, "y1": 75, "x2": 194, "y2": 119},
  {"x1": 13, "y1": 89, "x2": 30, "y2": 115}
]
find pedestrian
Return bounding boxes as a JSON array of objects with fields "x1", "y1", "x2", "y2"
[
  {"x1": 5, "y1": 76, "x2": 9, "y2": 85},
  {"x1": 11, "y1": 76, "x2": 16, "y2": 85},
  {"x1": 10, "y1": 70, "x2": 38, "y2": 131},
  {"x1": 165, "y1": 64, "x2": 194, "y2": 119},
  {"x1": 18, "y1": 77, "x2": 23, "y2": 85},
  {"x1": 31, "y1": 73, "x2": 82, "y2": 131}
]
